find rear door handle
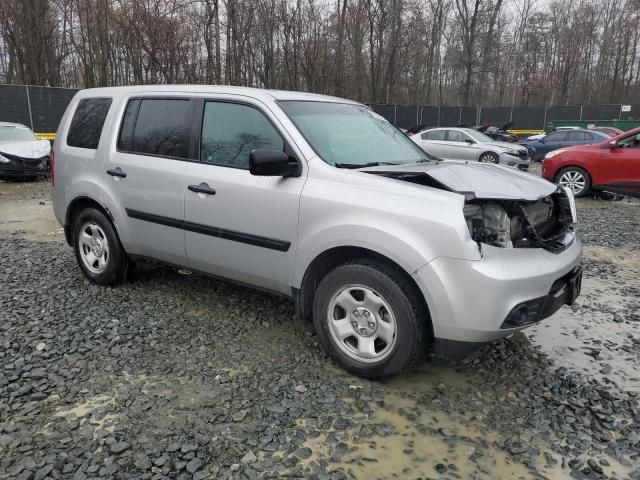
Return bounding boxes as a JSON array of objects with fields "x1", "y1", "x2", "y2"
[
  {"x1": 107, "y1": 167, "x2": 127, "y2": 178},
  {"x1": 188, "y1": 183, "x2": 216, "y2": 195}
]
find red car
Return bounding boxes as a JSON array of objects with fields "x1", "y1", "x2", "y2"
[{"x1": 542, "y1": 127, "x2": 640, "y2": 197}]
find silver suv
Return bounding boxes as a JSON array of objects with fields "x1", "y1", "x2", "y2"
[
  {"x1": 411, "y1": 127, "x2": 531, "y2": 170},
  {"x1": 52, "y1": 86, "x2": 582, "y2": 379}
]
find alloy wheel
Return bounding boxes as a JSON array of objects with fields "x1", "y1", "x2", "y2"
[{"x1": 558, "y1": 170, "x2": 586, "y2": 195}]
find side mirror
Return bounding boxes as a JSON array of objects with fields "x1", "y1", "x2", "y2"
[
  {"x1": 464, "y1": 138, "x2": 475, "y2": 144},
  {"x1": 249, "y1": 149, "x2": 299, "y2": 177},
  {"x1": 608, "y1": 139, "x2": 618, "y2": 149}
]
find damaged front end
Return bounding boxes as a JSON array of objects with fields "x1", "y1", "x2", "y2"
[{"x1": 463, "y1": 187, "x2": 577, "y2": 253}]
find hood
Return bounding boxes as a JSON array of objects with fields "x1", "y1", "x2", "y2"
[
  {"x1": 0, "y1": 140, "x2": 51, "y2": 159},
  {"x1": 360, "y1": 160, "x2": 556, "y2": 201}
]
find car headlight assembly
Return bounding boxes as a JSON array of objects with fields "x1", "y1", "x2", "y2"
[
  {"x1": 0, "y1": 154, "x2": 10, "y2": 164},
  {"x1": 503, "y1": 148, "x2": 517, "y2": 155},
  {"x1": 561, "y1": 186, "x2": 578, "y2": 223},
  {"x1": 464, "y1": 203, "x2": 512, "y2": 248},
  {"x1": 545, "y1": 148, "x2": 566, "y2": 159}
]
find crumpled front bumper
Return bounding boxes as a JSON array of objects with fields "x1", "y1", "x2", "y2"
[
  {"x1": 0, "y1": 155, "x2": 50, "y2": 177},
  {"x1": 498, "y1": 152, "x2": 530, "y2": 171},
  {"x1": 413, "y1": 233, "x2": 582, "y2": 345}
]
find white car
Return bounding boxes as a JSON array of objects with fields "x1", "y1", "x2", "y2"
[
  {"x1": 0, "y1": 122, "x2": 51, "y2": 180},
  {"x1": 52, "y1": 86, "x2": 582, "y2": 379},
  {"x1": 411, "y1": 127, "x2": 530, "y2": 170}
]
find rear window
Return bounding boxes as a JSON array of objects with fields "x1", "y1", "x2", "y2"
[
  {"x1": 118, "y1": 98, "x2": 190, "y2": 159},
  {"x1": 67, "y1": 98, "x2": 112, "y2": 149}
]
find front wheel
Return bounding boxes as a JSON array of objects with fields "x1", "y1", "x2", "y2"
[
  {"x1": 73, "y1": 207, "x2": 129, "y2": 286},
  {"x1": 479, "y1": 152, "x2": 499, "y2": 164},
  {"x1": 556, "y1": 167, "x2": 591, "y2": 197},
  {"x1": 313, "y1": 260, "x2": 429, "y2": 379}
]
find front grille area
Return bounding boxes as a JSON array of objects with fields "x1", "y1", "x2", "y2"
[{"x1": 0, "y1": 152, "x2": 50, "y2": 174}]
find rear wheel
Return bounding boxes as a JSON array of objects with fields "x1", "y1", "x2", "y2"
[
  {"x1": 556, "y1": 167, "x2": 591, "y2": 197},
  {"x1": 73, "y1": 207, "x2": 129, "y2": 286},
  {"x1": 479, "y1": 152, "x2": 499, "y2": 164},
  {"x1": 313, "y1": 260, "x2": 429, "y2": 379}
]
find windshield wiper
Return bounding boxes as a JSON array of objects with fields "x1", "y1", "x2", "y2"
[{"x1": 334, "y1": 162, "x2": 400, "y2": 169}]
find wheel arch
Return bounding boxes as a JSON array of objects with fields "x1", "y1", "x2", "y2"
[
  {"x1": 294, "y1": 245, "x2": 433, "y2": 339},
  {"x1": 64, "y1": 196, "x2": 116, "y2": 247}
]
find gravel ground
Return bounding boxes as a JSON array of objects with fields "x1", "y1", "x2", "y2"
[{"x1": 1, "y1": 179, "x2": 639, "y2": 480}]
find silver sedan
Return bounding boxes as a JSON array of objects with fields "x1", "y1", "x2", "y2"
[{"x1": 411, "y1": 127, "x2": 531, "y2": 170}]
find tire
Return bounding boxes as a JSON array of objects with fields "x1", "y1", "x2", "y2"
[
  {"x1": 73, "y1": 207, "x2": 129, "y2": 286},
  {"x1": 313, "y1": 260, "x2": 429, "y2": 379},
  {"x1": 479, "y1": 152, "x2": 499, "y2": 164},
  {"x1": 556, "y1": 166, "x2": 591, "y2": 198}
]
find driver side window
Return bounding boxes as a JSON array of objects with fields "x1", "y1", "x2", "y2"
[
  {"x1": 618, "y1": 133, "x2": 640, "y2": 149},
  {"x1": 447, "y1": 130, "x2": 466, "y2": 142},
  {"x1": 545, "y1": 132, "x2": 567, "y2": 142}
]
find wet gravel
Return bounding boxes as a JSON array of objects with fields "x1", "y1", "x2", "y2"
[{"x1": 1, "y1": 180, "x2": 639, "y2": 479}]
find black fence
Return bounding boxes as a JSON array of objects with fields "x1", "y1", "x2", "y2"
[
  {"x1": 2, "y1": 84, "x2": 640, "y2": 133},
  {"x1": 0, "y1": 84, "x2": 78, "y2": 132},
  {"x1": 371, "y1": 103, "x2": 640, "y2": 130}
]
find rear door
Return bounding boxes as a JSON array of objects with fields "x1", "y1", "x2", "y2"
[
  {"x1": 104, "y1": 96, "x2": 194, "y2": 266},
  {"x1": 183, "y1": 98, "x2": 305, "y2": 294},
  {"x1": 598, "y1": 132, "x2": 640, "y2": 196},
  {"x1": 418, "y1": 129, "x2": 447, "y2": 157}
]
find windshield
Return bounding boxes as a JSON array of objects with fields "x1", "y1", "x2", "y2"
[
  {"x1": 0, "y1": 126, "x2": 38, "y2": 142},
  {"x1": 279, "y1": 101, "x2": 433, "y2": 167},
  {"x1": 466, "y1": 129, "x2": 494, "y2": 143}
]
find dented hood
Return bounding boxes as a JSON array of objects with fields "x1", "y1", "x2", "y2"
[
  {"x1": 360, "y1": 160, "x2": 557, "y2": 201},
  {"x1": 0, "y1": 140, "x2": 51, "y2": 159}
]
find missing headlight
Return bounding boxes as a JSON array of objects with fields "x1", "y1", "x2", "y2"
[{"x1": 463, "y1": 203, "x2": 512, "y2": 248}]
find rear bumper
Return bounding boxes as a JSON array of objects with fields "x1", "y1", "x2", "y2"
[{"x1": 413, "y1": 234, "x2": 583, "y2": 344}]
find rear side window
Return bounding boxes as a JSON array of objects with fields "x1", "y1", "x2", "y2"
[
  {"x1": 422, "y1": 130, "x2": 446, "y2": 141},
  {"x1": 118, "y1": 98, "x2": 190, "y2": 159},
  {"x1": 67, "y1": 98, "x2": 112, "y2": 149}
]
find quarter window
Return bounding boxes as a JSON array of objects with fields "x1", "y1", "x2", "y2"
[
  {"x1": 118, "y1": 99, "x2": 191, "y2": 159},
  {"x1": 200, "y1": 102, "x2": 284, "y2": 169},
  {"x1": 67, "y1": 98, "x2": 112, "y2": 149}
]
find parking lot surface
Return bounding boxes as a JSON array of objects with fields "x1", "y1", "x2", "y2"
[{"x1": 1, "y1": 178, "x2": 639, "y2": 479}]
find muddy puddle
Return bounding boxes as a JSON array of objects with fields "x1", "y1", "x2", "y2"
[
  {"x1": 0, "y1": 181, "x2": 61, "y2": 241},
  {"x1": 528, "y1": 245, "x2": 640, "y2": 391}
]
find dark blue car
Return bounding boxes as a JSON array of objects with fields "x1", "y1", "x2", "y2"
[{"x1": 523, "y1": 129, "x2": 609, "y2": 161}]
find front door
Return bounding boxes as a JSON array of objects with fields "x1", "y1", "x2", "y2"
[
  {"x1": 184, "y1": 99, "x2": 305, "y2": 294},
  {"x1": 600, "y1": 132, "x2": 640, "y2": 197},
  {"x1": 445, "y1": 130, "x2": 478, "y2": 160}
]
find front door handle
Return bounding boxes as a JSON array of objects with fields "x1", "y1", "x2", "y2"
[
  {"x1": 107, "y1": 167, "x2": 127, "y2": 178},
  {"x1": 188, "y1": 183, "x2": 216, "y2": 195}
]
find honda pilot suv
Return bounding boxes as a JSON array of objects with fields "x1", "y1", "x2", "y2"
[{"x1": 52, "y1": 86, "x2": 583, "y2": 379}]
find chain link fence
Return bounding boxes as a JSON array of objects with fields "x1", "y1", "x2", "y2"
[{"x1": 1, "y1": 84, "x2": 640, "y2": 134}]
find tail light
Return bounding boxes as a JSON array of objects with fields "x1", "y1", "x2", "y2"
[{"x1": 50, "y1": 151, "x2": 55, "y2": 186}]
